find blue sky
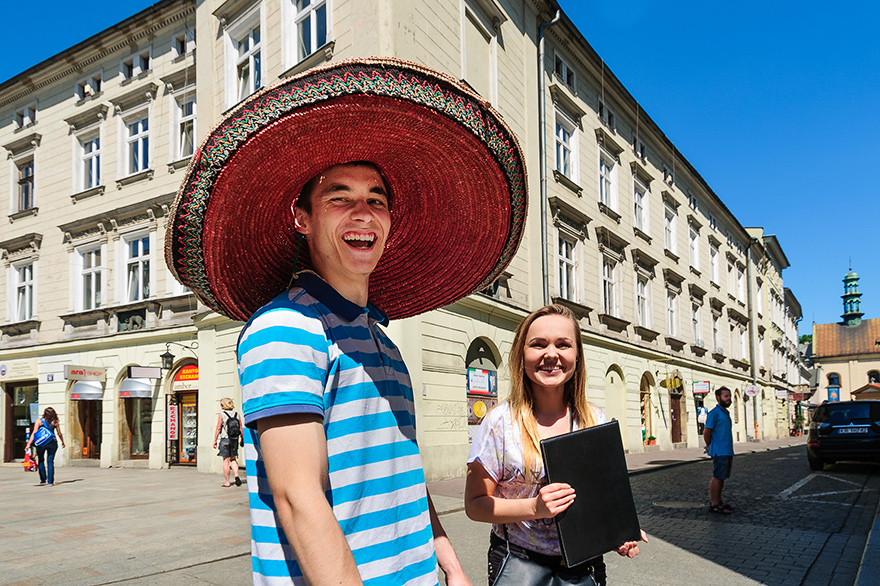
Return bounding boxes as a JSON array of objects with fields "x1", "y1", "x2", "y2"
[{"x1": 4, "y1": 1, "x2": 877, "y2": 336}]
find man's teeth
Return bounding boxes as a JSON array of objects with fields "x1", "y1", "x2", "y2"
[{"x1": 344, "y1": 234, "x2": 375, "y2": 242}]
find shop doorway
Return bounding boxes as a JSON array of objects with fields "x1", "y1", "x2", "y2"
[
  {"x1": 167, "y1": 364, "x2": 199, "y2": 466},
  {"x1": 119, "y1": 378, "x2": 153, "y2": 459},
  {"x1": 4, "y1": 381, "x2": 38, "y2": 461},
  {"x1": 69, "y1": 380, "x2": 104, "y2": 460},
  {"x1": 669, "y1": 391, "x2": 683, "y2": 443}
]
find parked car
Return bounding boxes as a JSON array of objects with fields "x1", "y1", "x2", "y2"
[{"x1": 807, "y1": 400, "x2": 880, "y2": 470}]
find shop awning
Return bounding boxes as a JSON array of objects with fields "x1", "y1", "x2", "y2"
[
  {"x1": 118, "y1": 378, "x2": 153, "y2": 399},
  {"x1": 70, "y1": 380, "x2": 104, "y2": 401}
]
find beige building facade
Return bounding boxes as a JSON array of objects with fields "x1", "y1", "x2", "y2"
[{"x1": 0, "y1": 0, "x2": 806, "y2": 480}]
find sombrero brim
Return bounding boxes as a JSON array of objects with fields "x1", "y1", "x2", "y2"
[{"x1": 166, "y1": 57, "x2": 527, "y2": 322}]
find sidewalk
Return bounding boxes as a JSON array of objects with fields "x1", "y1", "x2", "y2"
[{"x1": 426, "y1": 435, "x2": 808, "y2": 514}]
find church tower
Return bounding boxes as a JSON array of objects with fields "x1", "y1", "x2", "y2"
[{"x1": 841, "y1": 268, "x2": 864, "y2": 326}]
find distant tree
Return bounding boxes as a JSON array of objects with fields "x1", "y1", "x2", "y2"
[{"x1": 799, "y1": 334, "x2": 812, "y2": 344}]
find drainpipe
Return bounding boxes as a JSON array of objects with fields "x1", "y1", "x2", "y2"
[
  {"x1": 538, "y1": 9, "x2": 561, "y2": 306},
  {"x1": 746, "y1": 238, "x2": 760, "y2": 440}
]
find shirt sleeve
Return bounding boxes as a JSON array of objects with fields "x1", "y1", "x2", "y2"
[
  {"x1": 237, "y1": 307, "x2": 330, "y2": 428},
  {"x1": 467, "y1": 407, "x2": 505, "y2": 482},
  {"x1": 704, "y1": 409, "x2": 718, "y2": 431}
]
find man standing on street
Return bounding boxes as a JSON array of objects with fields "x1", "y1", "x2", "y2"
[
  {"x1": 165, "y1": 58, "x2": 527, "y2": 585},
  {"x1": 704, "y1": 386, "x2": 734, "y2": 514}
]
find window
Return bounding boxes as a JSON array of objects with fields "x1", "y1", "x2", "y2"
[
  {"x1": 689, "y1": 225, "x2": 700, "y2": 269},
  {"x1": 121, "y1": 49, "x2": 151, "y2": 80},
  {"x1": 462, "y1": 1, "x2": 496, "y2": 103},
  {"x1": 633, "y1": 180, "x2": 648, "y2": 233},
  {"x1": 235, "y1": 25, "x2": 262, "y2": 102},
  {"x1": 758, "y1": 335, "x2": 765, "y2": 368},
  {"x1": 633, "y1": 136, "x2": 646, "y2": 160},
  {"x1": 598, "y1": 99, "x2": 615, "y2": 130},
  {"x1": 558, "y1": 234, "x2": 577, "y2": 301},
  {"x1": 869, "y1": 371, "x2": 880, "y2": 384},
  {"x1": 664, "y1": 202, "x2": 676, "y2": 253},
  {"x1": 601, "y1": 256, "x2": 618, "y2": 316},
  {"x1": 16, "y1": 158, "x2": 35, "y2": 211},
  {"x1": 736, "y1": 265, "x2": 745, "y2": 302},
  {"x1": 712, "y1": 313, "x2": 722, "y2": 353},
  {"x1": 15, "y1": 263, "x2": 35, "y2": 321},
  {"x1": 739, "y1": 325, "x2": 748, "y2": 360},
  {"x1": 727, "y1": 259, "x2": 735, "y2": 294},
  {"x1": 827, "y1": 373, "x2": 840, "y2": 386},
  {"x1": 554, "y1": 52, "x2": 575, "y2": 88},
  {"x1": 125, "y1": 235, "x2": 151, "y2": 302},
  {"x1": 76, "y1": 73, "x2": 102, "y2": 100},
  {"x1": 176, "y1": 96, "x2": 196, "y2": 160},
  {"x1": 666, "y1": 290, "x2": 678, "y2": 337},
  {"x1": 295, "y1": 0, "x2": 328, "y2": 62},
  {"x1": 126, "y1": 115, "x2": 150, "y2": 175},
  {"x1": 174, "y1": 29, "x2": 195, "y2": 58},
  {"x1": 598, "y1": 151, "x2": 617, "y2": 210},
  {"x1": 710, "y1": 243, "x2": 719, "y2": 284},
  {"x1": 636, "y1": 275, "x2": 650, "y2": 328},
  {"x1": 14, "y1": 103, "x2": 36, "y2": 129},
  {"x1": 691, "y1": 302, "x2": 702, "y2": 344},
  {"x1": 79, "y1": 134, "x2": 101, "y2": 191},
  {"x1": 555, "y1": 112, "x2": 576, "y2": 181},
  {"x1": 80, "y1": 247, "x2": 102, "y2": 310},
  {"x1": 756, "y1": 280, "x2": 763, "y2": 314}
]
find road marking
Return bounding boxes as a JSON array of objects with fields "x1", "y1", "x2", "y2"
[
  {"x1": 777, "y1": 475, "x2": 814, "y2": 498},
  {"x1": 777, "y1": 473, "x2": 865, "y2": 500}
]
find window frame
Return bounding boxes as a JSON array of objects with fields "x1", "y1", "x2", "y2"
[
  {"x1": 664, "y1": 202, "x2": 677, "y2": 254},
  {"x1": 14, "y1": 261, "x2": 35, "y2": 322},
  {"x1": 75, "y1": 71, "x2": 103, "y2": 101},
  {"x1": 554, "y1": 50, "x2": 576, "y2": 89},
  {"x1": 14, "y1": 156, "x2": 35, "y2": 212},
  {"x1": 691, "y1": 301, "x2": 702, "y2": 344},
  {"x1": 554, "y1": 109, "x2": 577, "y2": 182},
  {"x1": 598, "y1": 149, "x2": 618, "y2": 211},
  {"x1": 120, "y1": 106, "x2": 151, "y2": 177},
  {"x1": 601, "y1": 255, "x2": 619, "y2": 317},
  {"x1": 557, "y1": 232, "x2": 578, "y2": 302},
  {"x1": 77, "y1": 130, "x2": 102, "y2": 192},
  {"x1": 120, "y1": 47, "x2": 152, "y2": 81},
  {"x1": 225, "y1": 6, "x2": 263, "y2": 107},
  {"x1": 689, "y1": 224, "x2": 700, "y2": 270},
  {"x1": 78, "y1": 245, "x2": 104, "y2": 311},
  {"x1": 633, "y1": 178, "x2": 648, "y2": 234},
  {"x1": 173, "y1": 91, "x2": 197, "y2": 162},
  {"x1": 666, "y1": 289, "x2": 678, "y2": 337},
  {"x1": 709, "y1": 243, "x2": 719, "y2": 284},
  {"x1": 13, "y1": 102, "x2": 37, "y2": 130},
  {"x1": 636, "y1": 274, "x2": 651, "y2": 328},
  {"x1": 293, "y1": 0, "x2": 329, "y2": 64},
  {"x1": 598, "y1": 98, "x2": 615, "y2": 130},
  {"x1": 120, "y1": 231, "x2": 153, "y2": 303}
]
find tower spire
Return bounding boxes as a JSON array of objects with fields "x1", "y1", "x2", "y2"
[{"x1": 841, "y1": 268, "x2": 864, "y2": 326}]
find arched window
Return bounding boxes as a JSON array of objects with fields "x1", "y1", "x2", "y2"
[
  {"x1": 827, "y1": 373, "x2": 840, "y2": 386},
  {"x1": 869, "y1": 371, "x2": 880, "y2": 384},
  {"x1": 733, "y1": 392, "x2": 740, "y2": 424}
]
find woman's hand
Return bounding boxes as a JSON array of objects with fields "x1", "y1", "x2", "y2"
[
  {"x1": 615, "y1": 530, "x2": 648, "y2": 558},
  {"x1": 533, "y1": 482, "x2": 575, "y2": 519}
]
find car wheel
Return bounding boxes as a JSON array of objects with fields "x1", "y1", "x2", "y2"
[{"x1": 808, "y1": 456, "x2": 824, "y2": 471}]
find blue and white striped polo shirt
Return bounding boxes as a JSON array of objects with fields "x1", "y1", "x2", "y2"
[{"x1": 238, "y1": 272, "x2": 438, "y2": 586}]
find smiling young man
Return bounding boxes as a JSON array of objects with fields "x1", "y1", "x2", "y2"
[{"x1": 165, "y1": 58, "x2": 527, "y2": 586}]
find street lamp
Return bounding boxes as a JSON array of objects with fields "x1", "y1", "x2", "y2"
[{"x1": 160, "y1": 341, "x2": 199, "y2": 370}]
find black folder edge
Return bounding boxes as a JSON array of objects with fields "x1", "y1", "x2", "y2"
[{"x1": 540, "y1": 419, "x2": 641, "y2": 567}]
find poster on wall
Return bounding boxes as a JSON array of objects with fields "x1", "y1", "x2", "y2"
[
  {"x1": 172, "y1": 365, "x2": 199, "y2": 391},
  {"x1": 467, "y1": 367, "x2": 497, "y2": 396}
]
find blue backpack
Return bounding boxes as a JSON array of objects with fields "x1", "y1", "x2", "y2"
[{"x1": 33, "y1": 418, "x2": 54, "y2": 447}]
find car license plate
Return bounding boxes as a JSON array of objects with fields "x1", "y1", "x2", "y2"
[{"x1": 837, "y1": 427, "x2": 869, "y2": 434}]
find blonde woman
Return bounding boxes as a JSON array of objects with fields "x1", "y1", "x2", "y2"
[
  {"x1": 465, "y1": 304, "x2": 645, "y2": 585},
  {"x1": 212, "y1": 398, "x2": 243, "y2": 487}
]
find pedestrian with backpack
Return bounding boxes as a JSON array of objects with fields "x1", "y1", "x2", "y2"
[
  {"x1": 24, "y1": 407, "x2": 65, "y2": 486},
  {"x1": 212, "y1": 398, "x2": 243, "y2": 487}
]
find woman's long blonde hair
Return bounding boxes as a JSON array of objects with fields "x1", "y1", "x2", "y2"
[{"x1": 508, "y1": 304, "x2": 596, "y2": 481}]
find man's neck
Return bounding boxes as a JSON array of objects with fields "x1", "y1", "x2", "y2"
[{"x1": 320, "y1": 274, "x2": 369, "y2": 308}]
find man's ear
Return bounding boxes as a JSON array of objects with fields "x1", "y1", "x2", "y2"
[{"x1": 293, "y1": 206, "x2": 310, "y2": 236}]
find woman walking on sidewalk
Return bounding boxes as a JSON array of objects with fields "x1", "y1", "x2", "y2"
[
  {"x1": 465, "y1": 304, "x2": 646, "y2": 585},
  {"x1": 212, "y1": 398, "x2": 243, "y2": 487},
  {"x1": 24, "y1": 407, "x2": 65, "y2": 486}
]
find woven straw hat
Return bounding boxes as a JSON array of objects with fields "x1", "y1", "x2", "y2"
[{"x1": 165, "y1": 57, "x2": 527, "y2": 322}]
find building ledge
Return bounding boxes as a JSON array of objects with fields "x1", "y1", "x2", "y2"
[
  {"x1": 9, "y1": 207, "x2": 38, "y2": 223},
  {"x1": 71, "y1": 185, "x2": 105, "y2": 204},
  {"x1": 553, "y1": 170, "x2": 582, "y2": 195},
  {"x1": 116, "y1": 168, "x2": 154, "y2": 189},
  {"x1": 634, "y1": 325, "x2": 660, "y2": 342},
  {"x1": 598, "y1": 313, "x2": 629, "y2": 333}
]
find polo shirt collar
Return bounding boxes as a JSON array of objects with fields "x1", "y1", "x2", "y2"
[{"x1": 295, "y1": 271, "x2": 389, "y2": 326}]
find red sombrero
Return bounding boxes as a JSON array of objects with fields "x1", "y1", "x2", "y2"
[{"x1": 165, "y1": 57, "x2": 527, "y2": 322}]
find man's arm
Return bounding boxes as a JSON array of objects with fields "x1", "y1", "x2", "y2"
[
  {"x1": 258, "y1": 413, "x2": 363, "y2": 586},
  {"x1": 703, "y1": 426, "x2": 713, "y2": 448},
  {"x1": 426, "y1": 491, "x2": 472, "y2": 586}
]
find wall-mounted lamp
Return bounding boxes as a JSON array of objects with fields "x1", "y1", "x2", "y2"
[{"x1": 160, "y1": 340, "x2": 199, "y2": 370}]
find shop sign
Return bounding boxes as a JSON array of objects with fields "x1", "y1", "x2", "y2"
[
  {"x1": 776, "y1": 389, "x2": 789, "y2": 399},
  {"x1": 790, "y1": 392, "x2": 803, "y2": 401},
  {"x1": 128, "y1": 366, "x2": 162, "y2": 379},
  {"x1": 64, "y1": 365, "x2": 106, "y2": 381},
  {"x1": 745, "y1": 384, "x2": 759, "y2": 397},
  {"x1": 467, "y1": 367, "x2": 497, "y2": 396},
  {"x1": 168, "y1": 403, "x2": 178, "y2": 441},
  {"x1": 172, "y1": 365, "x2": 199, "y2": 391},
  {"x1": 0, "y1": 359, "x2": 38, "y2": 381},
  {"x1": 692, "y1": 381, "x2": 710, "y2": 395}
]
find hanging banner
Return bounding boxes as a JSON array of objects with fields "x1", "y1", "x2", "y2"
[
  {"x1": 692, "y1": 381, "x2": 710, "y2": 395},
  {"x1": 467, "y1": 367, "x2": 497, "y2": 396}
]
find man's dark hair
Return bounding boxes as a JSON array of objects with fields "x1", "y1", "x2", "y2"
[
  {"x1": 295, "y1": 161, "x2": 388, "y2": 214},
  {"x1": 715, "y1": 386, "x2": 731, "y2": 398}
]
